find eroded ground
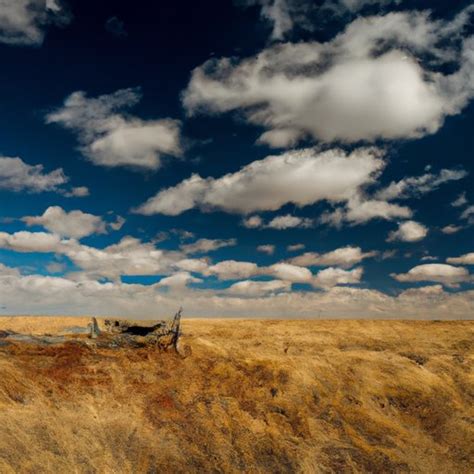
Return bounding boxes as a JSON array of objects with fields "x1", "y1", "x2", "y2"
[{"x1": 0, "y1": 317, "x2": 473, "y2": 473}]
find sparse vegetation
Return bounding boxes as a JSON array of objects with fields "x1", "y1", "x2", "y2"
[{"x1": 0, "y1": 317, "x2": 472, "y2": 473}]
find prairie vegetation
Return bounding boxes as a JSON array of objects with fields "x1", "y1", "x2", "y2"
[{"x1": 0, "y1": 317, "x2": 472, "y2": 473}]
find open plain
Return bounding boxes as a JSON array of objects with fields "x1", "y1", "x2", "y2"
[{"x1": 0, "y1": 317, "x2": 472, "y2": 473}]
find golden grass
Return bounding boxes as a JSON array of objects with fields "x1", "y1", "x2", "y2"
[{"x1": 0, "y1": 317, "x2": 473, "y2": 473}]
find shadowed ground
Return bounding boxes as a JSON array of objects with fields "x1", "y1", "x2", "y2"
[{"x1": 0, "y1": 317, "x2": 472, "y2": 473}]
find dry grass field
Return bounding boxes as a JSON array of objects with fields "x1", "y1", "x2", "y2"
[{"x1": 0, "y1": 317, "x2": 472, "y2": 473}]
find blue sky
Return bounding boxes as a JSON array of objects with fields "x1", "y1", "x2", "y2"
[{"x1": 0, "y1": 0, "x2": 472, "y2": 318}]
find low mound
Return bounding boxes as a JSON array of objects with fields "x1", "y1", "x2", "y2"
[{"x1": 0, "y1": 318, "x2": 472, "y2": 473}]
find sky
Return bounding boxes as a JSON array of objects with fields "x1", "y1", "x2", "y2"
[{"x1": 0, "y1": 0, "x2": 473, "y2": 319}]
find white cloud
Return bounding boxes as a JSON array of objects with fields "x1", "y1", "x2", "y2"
[
  {"x1": 236, "y1": 0, "x2": 404, "y2": 41},
  {"x1": 136, "y1": 147, "x2": 385, "y2": 215},
  {"x1": 0, "y1": 230, "x2": 243, "y2": 282},
  {"x1": 174, "y1": 258, "x2": 210, "y2": 274},
  {"x1": 180, "y1": 238, "x2": 237, "y2": 254},
  {"x1": 312, "y1": 266, "x2": 363, "y2": 288},
  {"x1": 109, "y1": 215, "x2": 126, "y2": 231},
  {"x1": 287, "y1": 243, "x2": 305, "y2": 252},
  {"x1": 392, "y1": 264, "x2": 472, "y2": 287},
  {"x1": 267, "y1": 262, "x2": 312, "y2": 282},
  {"x1": 322, "y1": 0, "x2": 417, "y2": 22},
  {"x1": 321, "y1": 196, "x2": 413, "y2": 227},
  {"x1": 0, "y1": 0, "x2": 71, "y2": 46},
  {"x1": 235, "y1": 0, "x2": 301, "y2": 41},
  {"x1": 376, "y1": 168, "x2": 467, "y2": 201},
  {"x1": 242, "y1": 214, "x2": 313, "y2": 229},
  {"x1": 46, "y1": 88, "x2": 182, "y2": 170},
  {"x1": 0, "y1": 262, "x2": 20, "y2": 276},
  {"x1": 0, "y1": 156, "x2": 87, "y2": 197},
  {"x1": 257, "y1": 128, "x2": 303, "y2": 148},
  {"x1": 441, "y1": 225, "x2": 463, "y2": 235},
  {"x1": 460, "y1": 205, "x2": 474, "y2": 224},
  {"x1": 175, "y1": 254, "x2": 362, "y2": 287},
  {"x1": 0, "y1": 263, "x2": 472, "y2": 318},
  {"x1": 267, "y1": 214, "x2": 313, "y2": 229},
  {"x1": 447, "y1": 253, "x2": 474, "y2": 266},
  {"x1": 0, "y1": 231, "x2": 62, "y2": 253},
  {"x1": 60, "y1": 237, "x2": 182, "y2": 280},
  {"x1": 387, "y1": 220, "x2": 428, "y2": 242},
  {"x1": 242, "y1": 215, "x2": 264, "y2": 228},
  {"x1": 183, "y1": 9, "x2": 474, "y2": 145},
  {"x1": 46, "y1": 261, "x2": 67, "y2": 274},
  {"x1": 288, "y1": 246, "x2": 376, "y2": 268},
  {"x1": 157, "y1": 272, "x2": 202, "y2": 289},
  {"x1": 207, "y1": 260, "x2": 260, "y2": 280},
  {"x1": 226, "y1": 279, "x2": 291, "y2": 296},
  {"x1": 22, "y1": 206, "x2": 107, "y2": 239},
  {"x1": 257, "y1": 244, "x2": 275, "y2": 255},
  {"x1": 451, "y1": 192, "x2": 468, "y2": 208},
  {"x1": 0, "y1": 156, "x2": 67, "y2": 193},
  {"x1": 62, "y1": 186, "x2": 90, "y2": 198}
]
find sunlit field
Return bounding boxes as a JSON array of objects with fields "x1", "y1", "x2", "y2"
[{"x1": 0, "y1": 317, "x2": 472, "y2": 473}]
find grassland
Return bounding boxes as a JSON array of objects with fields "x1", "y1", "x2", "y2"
[{"x1": 0, "y1": 317, "x2": 472, "y2": 473}]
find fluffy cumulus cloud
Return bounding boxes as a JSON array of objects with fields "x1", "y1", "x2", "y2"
[
  {"x1": 174, "y1": 252, "x2": 364, "y2": 288},
  {"x1": 375, "y1": 168, "x2": 468, "y2": 201},
  {"x1": 22, "y1": 206, "x2": 107, "y2": 239},
  {"x1": 226, "y1": 279, "x2": 291, "y2": 297},
  {"x1": 267, "y1": 262, "x2": 312, "y2": 282},
  {"x1": 196, "y1": 258, "x2": 314, "y2": 283},
  {"x1": 288, "y1": 246, "x2": 376, "y2": 268},
  {"x1": 387, "y1": 220, "x2": 428, "y2": 242},
  {"x1": 243, "y1": 214, "x2": 313, "y2": 229},
  {"x1": 312, "y1": 266, "x2": 363, "y2": 288},
  {"x1": 0, "y1": 231, "x2": 187, "y2": 281},
  {"x1": 180, "y1": 238, "x2": 237, "y2": 254},
  {"x1": 0, "y1": 156, "x2": 73, "y2": 194},
  {"x1": 0, "y1": 231, "x2": 62, "y2": 253},
  {"x1": 0, "y1": 0, "x2": 72, "y2": 46},
  {"x1": 257, "y1": 244, "x2": 276, "y2": 255},
  {"x1": 317, "y1": 166, "x2": 466, "y2": 227},
  {"x1": 174, "y1": 258, "x2": 210, "y2": 274},
  {"x1": 268, "y1": 214, "x2": 313, "y2": 229},
  {"x1": 157, "y1": 272, "x2": 202, "y2": 289},
  {"x1": 242, "y1": 215, "x2": 264, "y2": 229},
  {"x1": 0, "y1": 264, "x2": 472, "y2": 318},
  {"x1": 61, "y1": 237, "x2": 183, "y2": 281},
  {"x1": 64, "y1": 186, "x2": 90, "y2": 198},
  {"x1": 320, "y1": 196, "x2": 412, "y2": 227},
  {"x1": 441, "y1": 225, "x2": 463, "y2": 235},
  {"x1": 392, "y1": 264, "x2": 472, "y2": 287},
  {"x1": 447, "y1": 253, "x2": 474, "y2": 265},
  {"x1": 451, "y1": 192, "x2": 468, "y2": 208},
  {"x1": 207, "y1": 260, "x2": 260, "y2": 280},
  {"x1": 183, "y1": 9, "x2": 474, "y2": 146},
  {"x1": 0, "y1": 262, "x2": 20, "y2": 276},
  {"x1": 46, "y1": 88, "x2": 182, "y2": 170},
  {"x1": 136, "y1": 147, "x2": 385, "y2": 215}
]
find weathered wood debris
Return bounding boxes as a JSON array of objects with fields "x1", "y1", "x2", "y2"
[
  {"x1": 0, "y1": 308, "x2": 189, "y2": 356},
  {"x1": 93, "y1": 308, "x2": 184, "y2": 353}
]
